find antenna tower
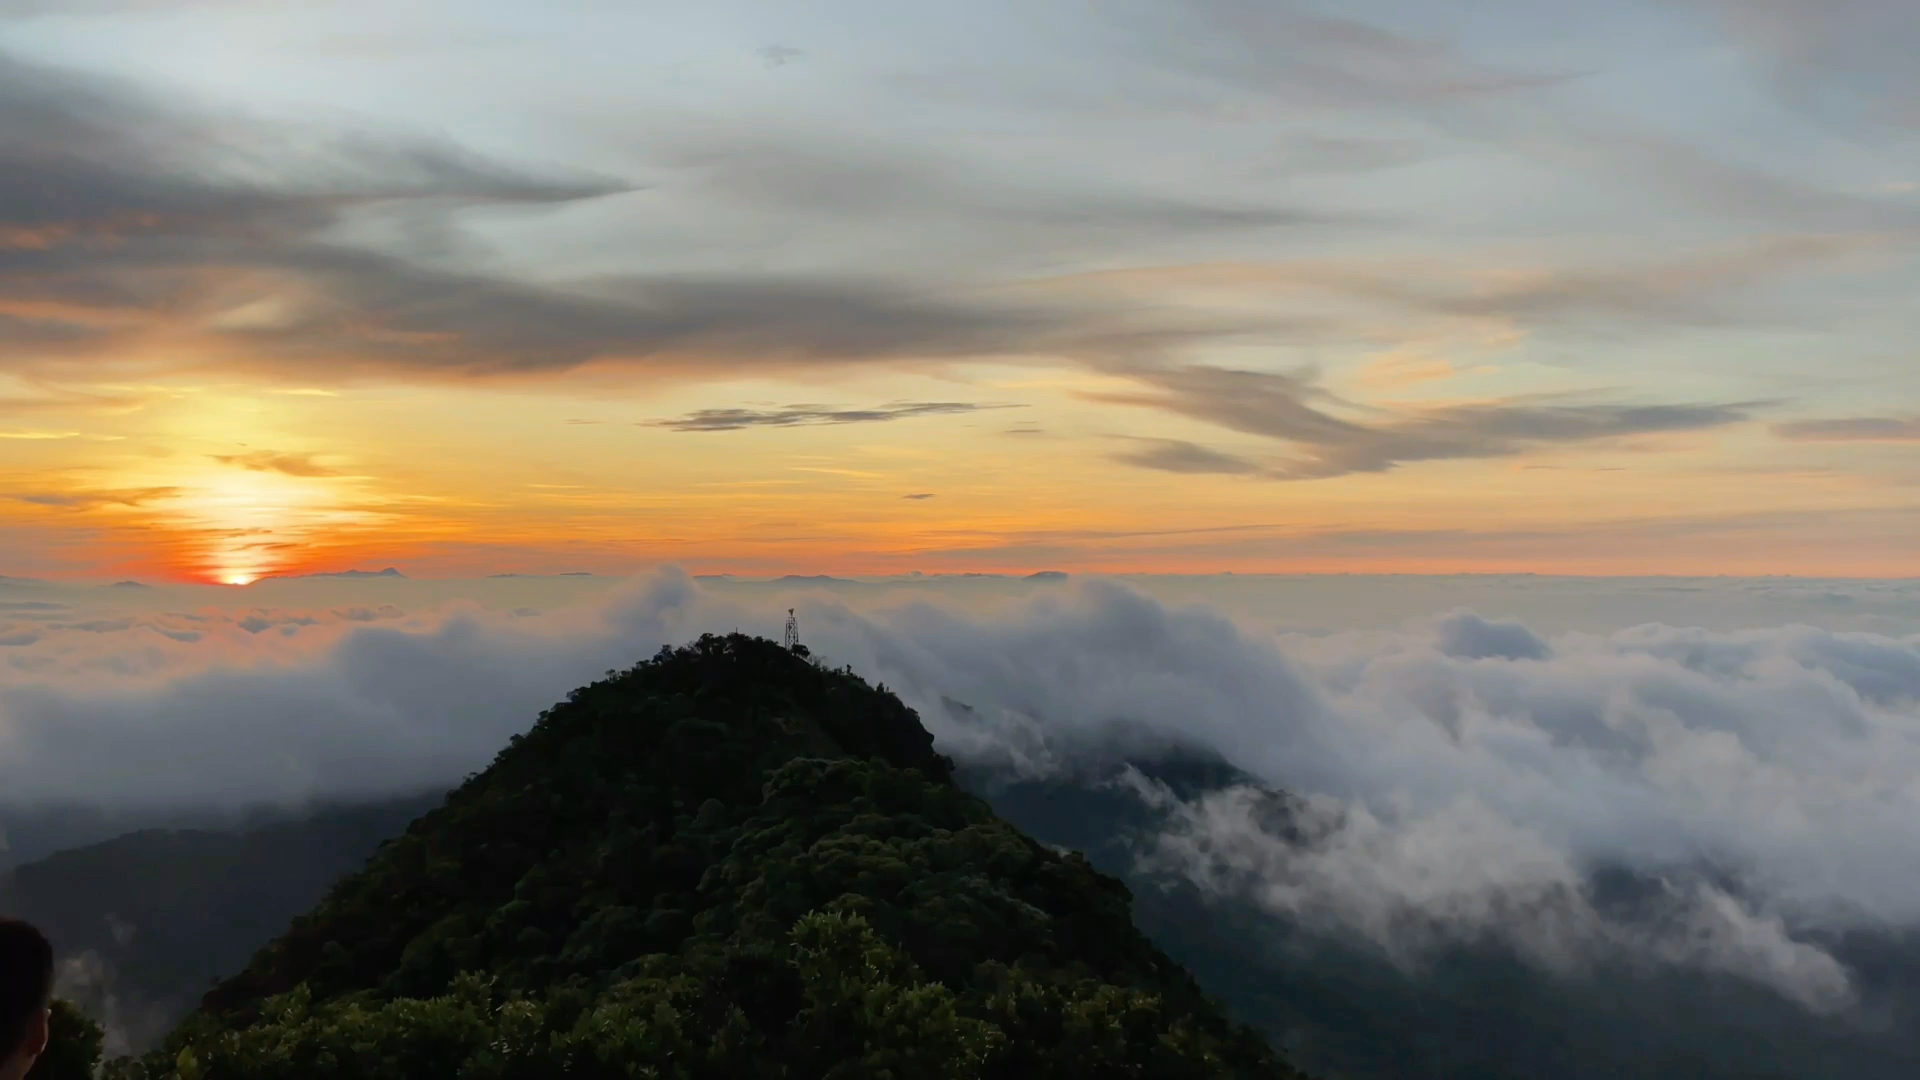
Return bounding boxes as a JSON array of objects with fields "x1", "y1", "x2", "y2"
[{"x1": 783, "y1": 608, "x2": 801, "y2": 651}]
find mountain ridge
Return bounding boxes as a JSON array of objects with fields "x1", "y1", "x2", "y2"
[
  {"x1": 133, "y1": 634, "x2": 1301, "y2": 1078},
  {"x1": 969, "y1": 754, "x2": 1920, "y2": 1080},
  {"x1": 1, "y1": 796, "x2": 441, "y2": 1054}
]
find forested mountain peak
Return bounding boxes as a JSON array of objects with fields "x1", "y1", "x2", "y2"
[{"x1": 124, "y1": 633, "x2": 1301, "y2": 1078}]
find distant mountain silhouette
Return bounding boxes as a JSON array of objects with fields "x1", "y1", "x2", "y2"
[
  {"x1": 1026, "y1": 570, "x2": 1070, "y2": 581},
  {"x1": 270, "y1": 568, "x2": 406, "y2": 580},
  {"x1": 0, "y1": 795, "x2": 438, "y2": 1053}
]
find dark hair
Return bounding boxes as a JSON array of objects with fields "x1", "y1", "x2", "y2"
[{"x1": 0, "y1": 919, "x2": 52, "y2": 1058}]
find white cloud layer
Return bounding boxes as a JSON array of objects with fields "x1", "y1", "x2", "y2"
[
  {"x1": 814, "y1": 584, "x2": 1920, "y2": 1014},
  {"x1": 4, "y1": 570, "x2": 1919, "y2": 1012}
]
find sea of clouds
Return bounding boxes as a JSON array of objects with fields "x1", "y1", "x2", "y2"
[{"x1": 3, "y1": 568, "x2": 1918, "y2": 1015}]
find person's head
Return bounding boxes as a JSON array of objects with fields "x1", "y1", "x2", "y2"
[{"x1": 0, "y1": 919, "x2": 51, "y2": 1080}]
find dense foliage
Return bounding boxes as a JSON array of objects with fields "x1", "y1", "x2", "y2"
[
  {"x1": 127, "y1": 634, "x2": 1299, "y2": 1078},
  {"x1": 30, "y1": 1000, "x2": 105, "y2": 1080}
]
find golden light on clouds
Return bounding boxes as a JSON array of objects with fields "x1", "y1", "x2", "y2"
[
  {"x1": 122, "y1": 460, "x2": 387, "y2": 584},
  {"x1": 0, "y1": 360, "x2": 1882, "y2": 581},
  {"x1": 4, "y1": 1, "x2": 1919, "y2": 583},
  {"x1": 0, "y1": 386, "x2": 396, "y2": 583},
  {"x1": 159, "y1": 472, "x2": 322, "y2": 584}
]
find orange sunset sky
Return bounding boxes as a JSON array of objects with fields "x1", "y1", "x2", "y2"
[{"x1": 4, "y1": 1, "x2": 1918, "y2": 584}]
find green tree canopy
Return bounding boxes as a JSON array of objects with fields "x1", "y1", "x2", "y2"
[{"x1": 119, "y1": 634, "x2": 1302, "y2": 1079}]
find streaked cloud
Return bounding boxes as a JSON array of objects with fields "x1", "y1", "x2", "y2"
[
  {"x1": 1698, "y1": 0, "x2": 1920, "y2": 128},
  {"x1": 208, "y1": 451, "x2": 346, "y2": 477},
  {"x1": 0, "y1": 0, "x2": 254, "y2": 13},
  {"x1": 0, "y1": 0, "x2": 1917, "y2": 580},
  {"x1": 7, "y1": 486, "x2": 179, "y2": 510},
  {"x1": 1111, "y1": 437, "x2": 1264, "y2": 476},
  {"x1": 652, "y1": 401, "x2": 1015, "y2": 432},
  {"x1": 1138, "y1": 0, "x2": 1578, "y2": 108},
  {"x1": 757, "y1": 44, "x2": 804, "y2": 69},
  {"x1": 1096, "y1": 365, "x2": 1762, "y2": 479},
  {"x1": 0, "y1": 47, "x2": 1342, "y2": 389},
  {"x1": 1773, "y1": 415, "x2": 1920, "y2": 442},
  {"x1": 657, "y1": 126, "x2": 1356, "y2": 238}
]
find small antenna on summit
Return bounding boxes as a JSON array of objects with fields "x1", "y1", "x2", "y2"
[{"x1": 783, "y1": 608, "x2": 801, "y2": 651}]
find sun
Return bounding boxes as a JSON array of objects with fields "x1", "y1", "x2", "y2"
[{"x1": 135, "y1": 462, "x2": 374, "y2": 586}]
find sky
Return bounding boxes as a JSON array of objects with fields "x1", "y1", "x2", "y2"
[{"x1": 2, "y1": 0, "x2": 1918, "y2": 583}]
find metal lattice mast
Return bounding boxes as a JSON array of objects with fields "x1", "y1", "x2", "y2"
[{"x1": 783, "y1": 608, "x2": 801, "y2": 651}]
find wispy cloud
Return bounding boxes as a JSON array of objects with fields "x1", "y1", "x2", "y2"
[
  {"x1": 1053, "y1": 233, "x2": 1900, "y2": 339},
  {"x1": 0, "y1": 51, "x2": 1340, "y2": 389},
  {"x1": 757, "y1": 44, "x2": 804, "y2": 69},
  {"x1": 652, "y1": 401, "x2": 1017, "y2": 432},
  {"x1": 0, "y1": 0, "x2": 239, "y2": 15},
  {"x1": 1139, "y1": 0, "x2": 1579, "y2": 109},
  {"x1": 1094, "y1": 364, "x2": 1762, "y2": 479},
  {"x1": 1695, "y1": 0, "x2": 1920, "y2": 129},
  {"x1": 0, "y1": 39, "x2": 1894, "y2": 413},
  {"x1": 209, "y1": 451, "x2": 345, "y2": 477},
  {"x1": 7, "y1": 486, "x2": 179, "y2": 510},
  {"x1": 1773, "y1": 415, "x2": 1920, "y2": 442},
  {"x1": 659, "y1": 125, "x2": 1356, "y2": 237},
  {"x1": 1111, "y1": 437, "x2": 1264, "y2": 476}
]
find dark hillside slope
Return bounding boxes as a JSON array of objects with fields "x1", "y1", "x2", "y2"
[
  {"x1": 966, "y1": 758, "x2": 1920, "y2": 1080},
  {"x1": 0, "y1": 797, "x2": 436, "y2": 1052},
  {"x1": 148, "y1": 634, "x2": 1302, "y2": 1079}
]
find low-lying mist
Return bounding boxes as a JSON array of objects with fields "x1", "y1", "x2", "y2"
[{"x1": 4, "y1": 568, "x2": 1918, "y2": 1020}]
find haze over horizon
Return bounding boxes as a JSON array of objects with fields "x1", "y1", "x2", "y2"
[{"x1": 4, "y1": 0, "x2": 1918, "y2": 584}]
